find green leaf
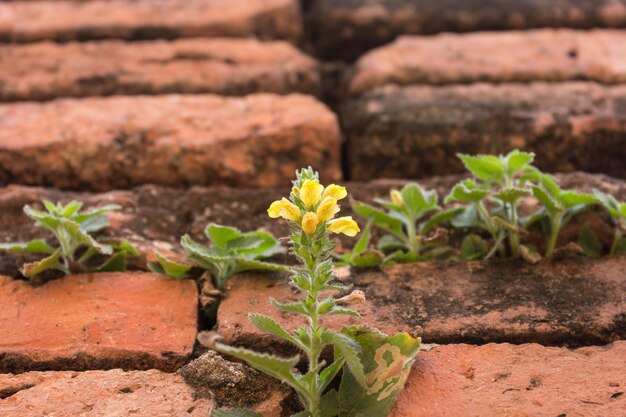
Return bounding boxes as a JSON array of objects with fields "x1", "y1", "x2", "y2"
[
  {"x1": 248, "y1": 313, "x2": 302, "y2": 349},
  {"x1": 531, "y1": 186, "x2": 560, "y2": 213},
  {"x1": 60, "y1": 201, "x2": 84, "y2": 217},
  {"x1": 321, "y1": 330, "x2": 366, "y2": 388},
  {"x1": 115, "y1": 239, "x2": 140, "y2": 257},
  {"x1": 593, "y1": 189, "x2": 621, "y2": 218},
  {"x1": 400, "y1": 183, "x2": 437, "y2": 218},
  {"x1": 235, "y1": 231, "x2": 285, "y2": 259},
  {"x1": 457, "y1": 154, "x2": 504, "y2": 183},
  {"x1": 21, "y1": 249, "x2": 65, "y2": 277},
  {"x1": 320, "y1": 360, "x2": 345, "y2": 393},
  {"x1": 560, "y1": 191, "x2": 600, "y2": 208},
  {"x1": 460, "y1": 234, "x2": 488, "y2": 260},
  {"x1": 319, "y1": 389, "x2": 339, "y2": 417},
  {"x1": 352, "y1": 202, "x2": 406, "y2": 239},
  {"x1": 271, "y1": 299, "x2": 309, "y2": 316},
  {"x1": 505, "y1": 150, "x2": 535, "y2": 172},
  {"x1": 615, "y1": 237, "x2": 626, "y2": 255},
  {"x1": 420, "y1": 207, "x2": 464, "y2": 235},
  {"x1": 350, "y1": 249, "x2": 384, "y2": 268},
  {"x1": 205, "y1": 224, "x2": 242, "y2": 248},
  {"x1": 233, "y1": 258, "x2": 291, "y2": 275},
  {"x1": 444, "y1": 180, "x2": 489, "y2": 204},
  {"x1": 213, "y1": 343, "x2": 305, "y2": 394},
  {"x1": 213, "y1": 408, "x2": 263, "y2": 417},
  {"x1": 494, "y1": 187, "x2": 531, "y2": 204},
  {"x1": 450, "y1": 204, "x2": 482, "y2": 229},
  {"x1": 91, "y1": 251, "x2": 127, "y2": 272},
  {"x1": 338, "y1": 327, "x2": 420, "y2": 417},
  {"x1": 151, "y1": 252, "x2": 192, "y2": 279},
  {"x1": 578, "y1": 225, "x2": 603, "y2": 257},
  {"x1": 0, "y1": 239, "x2": 54, "y2": 254}
]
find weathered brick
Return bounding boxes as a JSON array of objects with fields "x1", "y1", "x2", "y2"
[
  {"x1": 0, "y1": 369, "x2": 212, "y2": 417},
  {"x1": 343, "y1": 82, "x2": 626, "y2": 180},
  {"x1": 0, "y1": 272, "x2": 197, "y2": 372},
  {"x1": 0, "y1": 0, "x2": 301, "y2": 43},
  {"x1": 349, "y1": 29, "x2": 626, "y2": 95},
  {"x1": 312, "y1": 0, "x2": 626, "y2": 60},
  {"x1": 0, "y1": 94, "x2": 341, "y2": 190},
  {"x1": 0, "y1": 38, "x2": 321, "y2": 102},
  {"x1": 217, "y1": 256, "x2": 626, "y2": 352},
  {"x1": 392, "y1": 342, "x2": 626, "y2": 417}
]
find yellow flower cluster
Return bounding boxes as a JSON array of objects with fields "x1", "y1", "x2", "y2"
[{"x1": 267, "y1": 179, "x2": 360, "y2": 236}]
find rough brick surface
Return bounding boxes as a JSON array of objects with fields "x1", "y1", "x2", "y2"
[
  {"x1": 349, "y1": 29, "x2": 626, "y2": 94},
  {"x1": 0, "y1": 38, "x2": 321, "y2": 102},
  {"x1": 312, "y1": 0, "x2": 626, "y2": 60},
  {"x1": 0, "y1": 94, "x2": 341, "y2": 190},
  {"x1": 217, "y1": 256, "x2": 626, "y2": 352},
  {"x1": 0, "y1": 369, "x2": 212, "y2": 417},
  {"x1": 392, "y1": 342, "x2": 626, "y2": 417},
  {"x1": 0, "y1": 272, "x2": 198, "y2": 372},
  {"x1": 343, "y1": 82, "x2": 626, "y2": 181},
  {"x1": 0, "y1": 0, "x2": 301, "y2": 43}
]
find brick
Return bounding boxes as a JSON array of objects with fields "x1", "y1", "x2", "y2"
[
  {"x1": 0, "y1": 0, "x2": 301, "y2": 44},
  {"x1": 217, "y1": 256, "x2": 626, "y2": 352},
  {"x1": 349, "y1": 29, "x2": 626, "y2": 95},
  {"x1": 0, "y1": 272, "x2": 197, "y2": 372},
  {"x1": 312, "y1": 0, "x2": 626, "y2": 60},
  {"x1": 0, "y1": 38, "x2": 321, "y2": 102},
  {"x1": 342, "y1": 82, "x2": 626, "y2": 180},
  {"x1": 0, "y1": 94, "x2": 341, "y2": 190},
  {"x1": 392, "y1": 342, "x2": 626, "y2": 417},
  {"x1": 0, "y1": 369, "x2": 212, "y2": 417}
]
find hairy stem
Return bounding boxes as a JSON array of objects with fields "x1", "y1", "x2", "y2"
[{"x1": 545, "y1": 213, "x2": 563, "y2": 258}]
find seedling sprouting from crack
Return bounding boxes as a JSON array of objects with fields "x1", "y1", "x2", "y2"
[
  {"x1": 0, "y1": 200, "x2": 137, "y2": 278},
  {"x1": 148, "y1": 224, "x2": 289, "y2": 290}
]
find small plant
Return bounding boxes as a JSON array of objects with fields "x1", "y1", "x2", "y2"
[
  {"x1": 446, "y1": 150, "x2": 535, "y2": 260},
  {"x1": 524, "y1": 172, "x2": 600, "y2": 257},
  {"x1": 352, "y1": 183, "x2": 461, "y2": 263},
  {"x1": 207, "y1": 168, "x2": 420, "y2": 417},
  {"x1": 334, "y1": 221, "x2": 385, "y2": 267},
  {"x1": 592, "y1": 190, "x2": 626, "y2": 255},
  {"x1": 0, "y1": 200, "x2": 137, "y2": 277},
  {"x1": 148, "y1": 224, "x2": 289, "y2": 290}
]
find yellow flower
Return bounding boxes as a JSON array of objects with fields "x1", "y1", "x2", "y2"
[
  {"x1": 327, "y1": 216, "x2": 360, "y2": 237},
  {"x1": 291, "y1": 186, "x2": 300, "y2": 199},
  {"x1": 267, "y1": 197, "x2": 301, "y2": 222},
  {"x1": 316, "y1": 196, "x2": 340, "y2": 222},
  {"x1": 390, "y1": 190, "x2": 403, "y2": 206},
  {"x1": 300, "y1": 180, "x2": 324, "y2": 209},
  {"x1": 322, "y1": 184, "x2": 347, "y2": 201},
  {"x1": 301, "y1": 212, "x2": 319, "y2": 235}
]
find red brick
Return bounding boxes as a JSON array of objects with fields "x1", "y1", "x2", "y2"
[
  {"x1": 0, "y1": 94, "x2": 341, "y2": 190},
  {"x1": 349, "y1": 29, "x2": 626, "y2": 95},
  {"x1": 312, "y1": 0, "x2": 626, "y2": 60},
  {"x1": 0, "y1": 369, "x2": 212, "y2": 416},
  {"x1": 342, "y1": 82, "x2": 626, "y2": 180},
  {"x1": 0, "y1": 272, "x2": 197, "y2": 372},
  {"x1": 392, "y1": 342, "x2": 626, "y2": 417},
  {"x1": 0, "y1": 38, "x2": 320, "y2": 102},
  {"x1": 217, "y1": 256, "x2": 626, "y2": 352},
  {"x1": 0, "y1": 0, "x2": 301, "y2": 43}
]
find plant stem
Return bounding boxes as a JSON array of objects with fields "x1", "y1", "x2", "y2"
[
  {"x1": 610, "y1": 228, "x2": 623, "y2": 256},
  {"x1": 509, "y1": 203, "x2": 520, "y2": 257},
  {"x1": 406, "y1": 217, "x2": 420, "y2": 258},
  {"x1": 545, "y1": 213, "x2": 563, "y2": 258}
]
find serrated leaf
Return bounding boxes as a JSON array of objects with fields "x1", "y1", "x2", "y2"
[
  {"x1": 560, "y1": 191, "x2": 600, "y2": 208},
  {"x1": 248, "y1": 313, "x2": 302, "y2": 348},
  {"x1": 213, "y1": 343, "x2": 304, "y2": 393},
  {"x1": 21, "y1": 248, "x2": 65, "y2": 277},
  {"x1": 460, "y1": 234, "x2": 488, "y2": 260},
  {"x1": 116, "y1": 239, "x2": 140, "y2": 257},
  {"x1": 320, "y1": 359, "x2": 345, "y2": 393},
  {"x1": 321, "y1": 330, "x2": 366, "y2": 388},
  {"x1": 351, "y1": 202, "x2": 406, "y2": 239},
  {"x1": 205, "y1": 223, "x2": 242, "y2": 248},
  {"x1": 494, "y1": 187, "x2": 530, "y2": 204},
  {"x1": 457, "y1": 154, "x2": 504, "y2": 183},
  {"x1": 0, "y1": 239, "x2": 54, "y2": 254},
  {"x1": 152, "y1": 252, "x2": 191, "y2": 279},
  {"x1": 400, "y1": 183, "x2": 435, "y2": 217},
  {"x1": 505, "y1": 150, "x2": 535, "y2": 172},
  {"x1": 319, "y1": 389, "x2": 339, "y2": 417},
  {"x1": 271, "y1": 299, "x2": 309, "y2": 316},
  {"x1": 577, "y1": 225, "x2": 603, "y2": 257},
  {"x1": 450, "y1": 204, "x2": 482, "y2": 229},
  {"x1": 444, "y1": 180, "x2": 489, "y2": 204},
  {"x1": 350, "y1": 249, "x2": 384, "y2": 268},
  {"x1": 213, "y1": 408, "x2": 263, "y2": 417},
  {"x1": 531, "y1": 186, "x2": 560, "y2": 213},
  {"x1": 91, "y1": 251, "x2": 127, "y2": 272},
  {"x1": 420, "y1": 207, "x2": 464, "y2": 235}
]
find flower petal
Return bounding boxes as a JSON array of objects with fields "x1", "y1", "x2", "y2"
[
  {"x1": 316, "y1": 196, "x2": 340, "y2": 222},
  {"x1": 267, "y1": 200, "x2": 282, "y2": 218},
  {"x1": 301, "y1": 212, "x2": 319, "y2": 235},
  {"x1": 279, "y1": 197, "x2": 301, "y2": 222},
  {"x1": 328, "y1": 216, "x2": 360, "y2": 237},
  {"x1": 300, "y1": 180, "x2": 324, "y2": 208},
  {"x1": 390, "y1": 189, "x2": 404, "y2": 206},
  {"x1": 322, "y1": 184, "x2": 348, "y2": 201}
]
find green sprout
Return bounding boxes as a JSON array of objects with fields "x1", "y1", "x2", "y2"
[
  {"x1": 208, "y1": 168, "x2": 420, "y2": 417},
  {"x1": 592, "y1": 189, "x2": 626, "y2": 255},
  {"x1": 0, "y1": 200, "x2": 137, "y2": 277},
  {"x1": 446, "y1": 150, "x2": 535, "y2": 260},
  {"x1": 148, "y1": 223, "x2": 289, "y2": 290},
  {"x1": 524, "y1": 172, "x2": 600, "y2": 257},
  {"x1": 352, "y1": 183, "x2": 461, "y2": 263}
]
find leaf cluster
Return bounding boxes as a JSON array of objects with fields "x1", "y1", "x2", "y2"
[{"x1": 0, "y1": 200, "x2": 137, "y2": 278}]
